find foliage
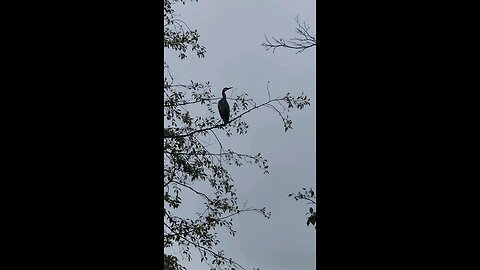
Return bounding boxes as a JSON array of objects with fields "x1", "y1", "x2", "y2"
[
  {"x1": 288, "y1": 188, "x2": 317, "y2": 229},
  {"x1": 164, "y1": 0, "x2": 205, "y2": 60},
  {"x1": 164, "y1": 1, "x2": 311, "y2": 269}
]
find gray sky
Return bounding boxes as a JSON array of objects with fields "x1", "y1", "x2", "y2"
[{"x1": 165, "y1": 1, "x2": 316, "y2": 269}]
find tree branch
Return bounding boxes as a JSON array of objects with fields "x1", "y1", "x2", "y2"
[
  {"x1": 262, "y1": 16, "x2": 316, "y2": 54},
  {"x1": 164, "y1": 222, "x2": 247, "y2": 270},
  {"x1": 164, "y1": 97, "x2": 287, "y2": 139}
]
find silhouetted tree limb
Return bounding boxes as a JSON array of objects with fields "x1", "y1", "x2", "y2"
[
  {"x1": 262, "y1": 16, "x2": 316, "y2": 54},
  {"x1": 164, "y1": 95, "x2": 297, "y2": 139}
]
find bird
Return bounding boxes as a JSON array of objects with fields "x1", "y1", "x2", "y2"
[{"x1": 218, "y1": 87, "x2": 233, "y2": 125}]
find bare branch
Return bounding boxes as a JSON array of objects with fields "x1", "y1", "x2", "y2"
[{"x1": 262, "y1": 16, "x2": 316, "y2": 54}]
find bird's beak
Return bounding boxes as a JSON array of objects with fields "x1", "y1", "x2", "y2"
[{"x1": 226, "y1": 87, "x2": 233, "y2": 90}]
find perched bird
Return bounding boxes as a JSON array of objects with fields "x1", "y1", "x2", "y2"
[{"x1": 218, "y1": 87, "x2": 233, "y2": 125}]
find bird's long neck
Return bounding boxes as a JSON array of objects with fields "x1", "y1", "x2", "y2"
[{"x1": 222, "y1": 90, "x2": 227, "y2": 99}]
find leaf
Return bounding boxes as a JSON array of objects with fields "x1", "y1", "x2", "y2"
[{"x1": 309, "y1": 207, "x2": 313, "y2": 214}]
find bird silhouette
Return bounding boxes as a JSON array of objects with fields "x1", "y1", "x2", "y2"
[{"x1": 218, "y1": 87, "x2": 233, "y2": 125}]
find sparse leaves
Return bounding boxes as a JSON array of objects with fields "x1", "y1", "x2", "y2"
[
  {"x1": 289, "y1": 187, "x2": 316, "y2": 230},
  {"x1": 164, "y1": 80, "x2": 310, "y2": 139}
]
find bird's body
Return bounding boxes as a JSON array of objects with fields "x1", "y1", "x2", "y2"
[{"x1": 218, "y1": 87, "x2": 232, "y2": 125}]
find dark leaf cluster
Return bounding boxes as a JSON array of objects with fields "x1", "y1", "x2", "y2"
[{"x1": 288, "y1": 187, "x2": 317, "y2": 229}]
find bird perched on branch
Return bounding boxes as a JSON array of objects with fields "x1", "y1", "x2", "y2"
[{"x1": 218, "y1": 87, "x2": 233, "y2": 125}]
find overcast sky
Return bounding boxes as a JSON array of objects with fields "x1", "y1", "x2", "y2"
[{"x1": 164, "y1": 1, "x2": 316, "y2": 269}]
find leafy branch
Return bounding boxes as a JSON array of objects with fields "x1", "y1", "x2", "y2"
[
  {"x1": 164, "y1": 89, "x2": 310, "y2": 139},
  {"x1": 289, "y1": 187, "x2": 317, "y2": 229}
]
